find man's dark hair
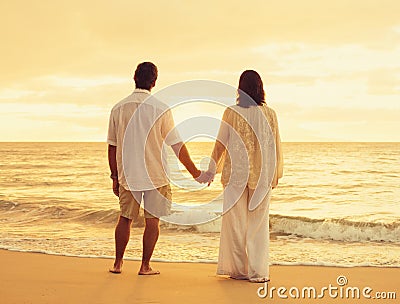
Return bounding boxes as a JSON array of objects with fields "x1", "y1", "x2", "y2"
[{"x1": 134, "y1": 62, "x2": 158, "y2": 90}]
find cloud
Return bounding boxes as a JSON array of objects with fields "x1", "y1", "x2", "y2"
[
  {"x1": 2, "y1": 41, "x2": 399, "y2": 106},
  {"x1": 275, "y1": 102, "x2": 400, "y2": 141},
  {"x1": 0, "y1": 76, "x2": 131, "y2": 107},
  {"x1": 254, "y1": 42, "x2": 400, "y2": 79},
  {"x1": 367, "y1": 68, "x2": 400, "y2": 95},
  {"x1": 1, "y1": 1, "x2": 400, "y2": 84},
  {"x1": 1, "y1": 1, "x2": 399, "y2": 141},
  {"x1": 0, "y1": 102, "x2": 108, "y2": 142}
]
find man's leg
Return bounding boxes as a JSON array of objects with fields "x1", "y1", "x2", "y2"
[
  {"x1": 110, "y1": 186, "x2": 140, "y2": 273},
  {"x1": 110, "y1": 216, "x2": 132, "y2": 273},
  {"x1": 138, "y1": 217, "x2": 160, "y2": 275},
  {"x1": 138, "y1": 185, "x2": 170, "y2": 275}
]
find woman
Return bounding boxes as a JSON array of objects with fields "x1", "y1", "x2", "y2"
[{"x1": 209, "y1": 70, "x2": 283, "y2": 282}]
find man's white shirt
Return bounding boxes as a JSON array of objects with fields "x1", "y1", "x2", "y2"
[{"x1": 107, "y1": 89, "x2": 181, "y2": 191}]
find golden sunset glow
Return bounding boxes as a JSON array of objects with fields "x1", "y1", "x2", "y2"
[{"x1": 1, "y1": 1, "x2": 399, "y2": 142}]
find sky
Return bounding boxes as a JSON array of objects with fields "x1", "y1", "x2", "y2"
[{"x1": 1, "y1": 0, "x2": 399, "y2": 142}]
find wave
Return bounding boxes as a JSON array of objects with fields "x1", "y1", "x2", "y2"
[
  {"x1": 156, "y1": 212, "x2": 400, "y2": 244},
  {"x1": 0, "y1": 200, "x2": 120, "y2": 225},
  {"x1": 162, "y1": 211, "x2": 222, "y2": 233},
  {"x1": 270, "y1": 214, "x2": 400, "y2": 243},
  {"x1": 1, "y1": 200, "x2": 400, "y2": 243},
  {"x1": 0, "y1": 200, "x2": 19, "y2": 210}
]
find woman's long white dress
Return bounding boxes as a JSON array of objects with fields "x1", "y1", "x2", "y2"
[{"x1": 215, "y1": 104, "x2": 283, "y2": 281}]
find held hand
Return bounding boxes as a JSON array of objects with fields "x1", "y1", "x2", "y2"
[
  {"x1": 195, "y1": 170, "x2": 215, "y2": 185},
  {"x1": 112, "y1": 179, "x2": 119, "y2": 197},
  {"x1": 206, "y1": 170, "x2": 215, "y2": 186}
]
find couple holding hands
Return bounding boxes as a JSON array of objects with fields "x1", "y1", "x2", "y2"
[{"x1": 107, "y1": 62, "x2": 283, "y2": 283}]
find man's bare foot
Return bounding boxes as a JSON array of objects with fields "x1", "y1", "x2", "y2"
[
  {"x1": 138, "y1": 265, "x2": 160, "y2": 275},
  {"x1": 109, "y1": 261, "x2": 123, "y2": 274}
]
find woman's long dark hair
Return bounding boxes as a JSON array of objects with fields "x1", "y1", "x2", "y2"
[{"x1": 237, "y1": 70, "x2": 266, "y2": 107}]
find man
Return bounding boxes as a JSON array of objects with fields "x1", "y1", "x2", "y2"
[{"x1": 107, "y1": 62, "x2": 205, "y2": 275}]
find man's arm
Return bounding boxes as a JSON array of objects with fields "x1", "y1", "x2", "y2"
[
  {"x1": 171, "y1": 142, "x2": 201, "y2": 179},
  {"x1": 108, "y1": 144, "x2": 119, "y2": 197}
]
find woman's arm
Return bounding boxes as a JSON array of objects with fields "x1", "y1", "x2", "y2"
[
  {"x1": 209, "y1": 140, "x2": 226, "y2": 174},
  {"x1": 275, "y1": 125, "x2": 283, "y2": 179},
  {"x1": 208, "y1": 108, "x2": 230, "y2": 174},
  {"x1": 272, "y1": 110, "x2": 283, "y2": 188}
]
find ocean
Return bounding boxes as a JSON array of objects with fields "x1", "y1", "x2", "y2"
[{"x1": 0, "y1": 142, "x2": 399, "y2": 267}]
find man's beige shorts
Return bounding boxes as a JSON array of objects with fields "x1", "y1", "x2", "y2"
[{"x1": 119, "y1": 184, "x2": 172, "y2": 220}]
